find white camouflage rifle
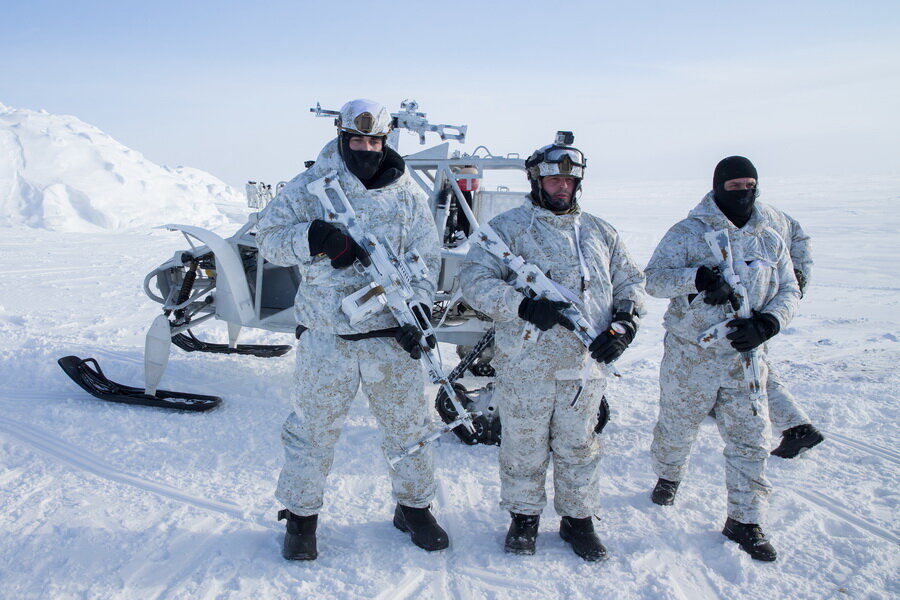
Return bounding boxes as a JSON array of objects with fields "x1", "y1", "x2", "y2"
[
  {"x1": 696, "y1": 229, "x2": 766, "y2": 411},
  {"x1": 471, "y1": 224, "x2": 621, "y2": 405},
  {"x1": 306, "y1": 171, "x2": 479, "y2": 466}
]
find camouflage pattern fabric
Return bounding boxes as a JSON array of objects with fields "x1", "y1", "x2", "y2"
[
  {"x1": 256, "y1": 138, "x2": 440, "y2": 335},
  {"x1": 758, "y1": 201, "x2": 815, "y2": 432},
  {"x1": 645, "y1": 192, "x2": 801, "y2": 524},
  {"x1": 461, "y1": 199, "x2": 645, "y2": 517},
  {"x1": 757, "y1": 201, "x2": 813, "y2": 288},
  {"x1": 257, "y1": 138, "x2": 441, "y2": 515},
  {"x1": 767, "y1": 365, "x2": 810, "y2": 432},
  {"x1": 275, "y1": 330, "x2": 436, "y2": 516}
]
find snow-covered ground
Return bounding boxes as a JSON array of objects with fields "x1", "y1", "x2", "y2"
[{"x1": 0, "y1": 106, "x2": 897, "y2": 599}]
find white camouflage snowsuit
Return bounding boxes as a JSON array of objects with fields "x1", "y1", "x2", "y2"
[
  {"x1": 460, "y1": 200, "x2": 645, "y2": 518},
  {"x1": 645, "y1": 192, "x2": 801, "y2": 523},
  {"x1": 757, "y1": 202, "x2": 815, "y2": 433},
  {"x1": 256, "y1": 138, "x2": 441, "y2": 516}
]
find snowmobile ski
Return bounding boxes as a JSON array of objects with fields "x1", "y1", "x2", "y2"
[
  {"x1": 171, "y1": 329, "x2": 291, "y2": 357},
  {"x1": 57, "y1": 356, "x2": 222, "y2": 411}
]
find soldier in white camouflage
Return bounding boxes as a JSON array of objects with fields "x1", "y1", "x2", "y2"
[
  {"x1": 460, "y1": 133, "x2": 645, "y2": 561},
  {"x1": 756, "y1": 202, "x2": 825, "y2": 457},
  {"x1": 256, "y1": 99, "x2": 448, "y2": 560},
  {"x1": 645, "y1": 156, "x2": 801, "y2": 561}
]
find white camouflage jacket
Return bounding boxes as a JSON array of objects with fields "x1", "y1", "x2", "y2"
[
  {"x1": 645, "y1": 192, "x2": 801, "y2": 350},
  {"x1": 460, "y1": 200, "x2": 645, "y2": 380},
  {"x1": 255, "y1": 138, "x2": 440, "y2": 334},
  {"x1": 756, "y1": 201, "x2": 813, "y2": 288}
]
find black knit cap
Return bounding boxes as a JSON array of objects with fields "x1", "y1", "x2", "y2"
[{"x1": 713, "y1": 156, "x2": 758, "y2": 189}]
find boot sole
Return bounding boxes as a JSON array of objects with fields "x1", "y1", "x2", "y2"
[
  {"x1": 283, "y1": 551, "x2": 317, "y2": 561},
  {"x1": 650, "y1": 494, "x2": 675, "y2": 506},
  {"x1": 771, "y1": 433, "x2": 825, "y2": 459},
  {"x1": 504, "y1": 540, "x2": 537, "y2": 555},
  {"x1": 722, "y1": 529, "x2": 777, "y2": 562},
  {"x1": 393, "y1": 515, "x2": 449, "y2": 551},
  {"x1": 559, "y1": 528, "x2": 609, "y2": 562}
]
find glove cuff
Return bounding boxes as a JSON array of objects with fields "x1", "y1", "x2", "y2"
[
  {"x1": 308, "y1": 219, "x2": 333, "y2": 256},
  {"x1": 757, "y1": 312, "x2": 780, "y2": 340},
  {"x1": 517, "y1": 296, "x2": 530, "y2": 319}
]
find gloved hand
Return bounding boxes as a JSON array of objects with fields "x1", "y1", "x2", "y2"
[
  {"x1": 518, "y1": 297, "x2": 575, "y2": 332},
  {"x1": 589, "y1": 319, "x2": 636, "y2": 364},
  {"x1": 695, "y1": 266, "x2": 738, "y2": 307},
  {"x1": 726, "y1": 312, "x2": 780, "y2": 352},
  {"x1": 395, "y1": 324, "x2": 427, "y2": 360},
  {"x1": 394, "y1": 303, "x2": 436, "y2": 360},
  {"x1": 308, "y1": 220, "x2": 371, "y2": 269}
]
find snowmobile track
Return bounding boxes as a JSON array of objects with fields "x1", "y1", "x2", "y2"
[
  {"x1": 823, "y1": 430, "x2": 900, "y2": 466},
  {"x1": 0, "y1": 415, "x2": 244, "y2": 518},
  {"x1": 787, "y1": 487, "x2": 899, "y2": 546}
]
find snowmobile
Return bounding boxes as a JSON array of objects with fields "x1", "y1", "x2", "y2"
[{"x1": 59, "y1": 100, "x2": 528, "y2": 443}]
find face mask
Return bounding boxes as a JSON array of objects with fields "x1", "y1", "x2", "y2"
[
  {"x1": 344, "y1": 149, "x2": 383, "y2": 182},
  {"x1": 714, "y1": 188, "x2": 758, "y2": 224},
  {"x1": 339, "y1": 132, "x2": 386, "y2": 183}
]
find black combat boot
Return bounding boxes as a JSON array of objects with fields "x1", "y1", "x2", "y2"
[
  {"x1": 559, "y1": 516, "x2": 608, "y2": 562},
  {"x1": 722, "y1": 517, "x2": 777, "y2": 561},
  {"x1": 392, "y1": 504, "x2": 449, "y2": 551},
  {"x1": 650, "y1": 478, "x2": 680, "y2": 506},
  {"x1": 277, "y1": 509, "x2": 318, "y2": 561},
  {"x1": 771, "y1": 424, "x2": 824, "y2": 458},
  {"x1": 504, "y1": 513, "x2": 540, "y2": 555}
]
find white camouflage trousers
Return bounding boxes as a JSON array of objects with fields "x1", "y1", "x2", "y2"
[
  {"x1": 767, "y1": 364, "x2": 810, "y2": 433},
  {"x1": 276, "y1": 330, "x2": 436, "y2": 516},
  {"x1": 651, "y1": 333, "x2": 772, "y2": 524},
  {"x1": 498, "y1": 373, "x2": 606, "y2": 519}
]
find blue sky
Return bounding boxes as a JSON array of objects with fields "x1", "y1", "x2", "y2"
[{"x1": 2, "y1": 1, "x2": 898, "y2": 188}]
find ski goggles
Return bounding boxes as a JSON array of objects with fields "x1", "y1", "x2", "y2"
[{"x1": 533, "y1": 147, "x2": 586, "y2": 178}]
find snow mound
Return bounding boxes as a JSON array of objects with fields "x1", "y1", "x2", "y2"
[{"x1": 0, "y1": 102, "x2": 243, "y2": 232}]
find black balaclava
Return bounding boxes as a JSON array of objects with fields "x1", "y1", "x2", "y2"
[
  {"x1": 713, "y1": 155, "x2": 759, "y2": 228},
  {"x1": 339, "y1": 132, "x2": 385, "y2": 184}
]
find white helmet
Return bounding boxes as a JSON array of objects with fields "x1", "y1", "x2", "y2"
[
  {"x1": 525, "y1": 131, "x2": 586, "y2": 212},
  {"x1": 525, "y1": 131, "x2": 586, "y2": 180},
  {"x1": 337, "y1": 99, "x2": 393, "y2": 137}
]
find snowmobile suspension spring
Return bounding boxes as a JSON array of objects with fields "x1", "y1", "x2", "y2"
[{"x1": 171, "y1": 261, "x2": 199, "y2": 320}]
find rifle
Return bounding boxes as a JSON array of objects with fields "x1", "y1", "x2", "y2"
[
  {"x1": 470, "y1": 224, "x2": 621, "y2": 405},
  {"x1": 696, "y1": 230, "x2": 766, "y2": 411},
  {"x1": 306, "y1": 171, "x2": 479, "y2": 465}
]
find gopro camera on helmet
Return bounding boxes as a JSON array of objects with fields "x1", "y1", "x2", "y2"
[{"x1": 555, "y1": 131, "x2": 575, "y2": 146}]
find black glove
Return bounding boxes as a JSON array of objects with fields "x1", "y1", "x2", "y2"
[
  {"x1": 518, "y1": 297, "x2": 575, "y2": 332},
  {"x1": 394, "y1": 303, "x2": 436, "y2": 360},
  {"x1": 589, "y1": 319, "x2": 636, "y2": 364},
  {"x1": 394, "y1": 324, "x2": 427, "y2": 360},
  {"x1": 695, "y1": 266, "x2": 738, "y2": 307},
  {"x1": 411, "y1": 302, "x2": 437, "y2": 351},
  {"x1": 726, "y1": 312, "x2": 780, "y2": 352},
  {"x1": 308, "y1": 220, "x2": 371, "y2": 269}
]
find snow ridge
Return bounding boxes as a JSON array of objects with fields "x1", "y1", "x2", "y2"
[{"x1": 0, "y1": 103, "x2": 243, "y2": 232}]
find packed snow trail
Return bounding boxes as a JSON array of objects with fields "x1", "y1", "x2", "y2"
[
  {"x1": 1, "y1": 175, "x2": 899, "y2": 599},
  {"x1": 0, "y1": 415, "x2": 245, "y2": 518}
]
